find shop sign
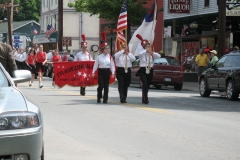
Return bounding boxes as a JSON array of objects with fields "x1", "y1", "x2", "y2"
[
  {"x1": 33, "y1": 34, "x2": 57, "y2": 44},
  {"x1": 226, "y1": 0, "x2": 240, "y2": 16},
  {"x1": 169, "y1": 0, "x2": 190, "y2": 13}
]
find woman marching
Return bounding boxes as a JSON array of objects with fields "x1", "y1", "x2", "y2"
[
  {"x1": 136, "y1": 34, "x2": 161, "y2": 104},
  {"x1": 50, "y1": 49, "x2": 62, "y2": 88},
  {"x1": 26, "y1": 48, "x2": 36, "y2": 86},
  {"x1": 115, "y1": 43, "x2": 136, "y2": 103},
  {"x1": 74, "y1": 34, "x2": 93, "y2": 95},
  {"x1": 92, "y1": 32, "x2": 115, "y2": 103},
  {"x1": 35, "y1": 45, "x2": 47, "y2": 88}
]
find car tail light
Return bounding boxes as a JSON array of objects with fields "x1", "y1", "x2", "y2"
[{"x1": 180, "y1": 66, "x2": 184, "y2": 73}]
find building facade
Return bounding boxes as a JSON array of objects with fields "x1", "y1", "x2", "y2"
[
  {"x1": 163, "y1": 0, "x2": 240, "y2": 81},
  {"x1": 99, "y1": 0, "x2": 164, "y2": 55},
  {"x1": 39, "y1": 0, "x2": 100, "y2": 57}
]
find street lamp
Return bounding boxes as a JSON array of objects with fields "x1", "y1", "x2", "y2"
[{"x1": 190, "y1": 22, "x2": 198, "y2": 35}]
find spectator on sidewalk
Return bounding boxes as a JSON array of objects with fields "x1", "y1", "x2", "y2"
[
  {"x1": 210, "y1": 50, "x2": 218, "y2": 65},
  {"x1": 0, "y1": 42, "x2": 17, "y2": 77},
  {"x1": 195, "y1": 48, "x2": 209, "y2": 83}
]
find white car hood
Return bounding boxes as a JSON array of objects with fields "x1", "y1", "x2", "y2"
[{"x1": 0, "y1": 87, "x2": 27, "y2": 113}]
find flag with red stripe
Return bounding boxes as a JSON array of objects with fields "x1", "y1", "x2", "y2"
[{"x1": 115, "y1": 0, "x2": 127, "y2": 52}]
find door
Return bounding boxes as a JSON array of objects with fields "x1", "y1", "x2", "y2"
[
  {"x1": 205, "y1": 68, "x2": 218, "y2": 89},
  {"x1": 217, "y1": 56, "x2": 233, "y2": 89},
  {"x1": 131, "y1": 59, "x2": 140, "y2": 83}
]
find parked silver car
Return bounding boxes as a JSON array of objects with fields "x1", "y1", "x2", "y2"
[{"x1": 0, "y1": 64, "x2": 44, "y2": 160}]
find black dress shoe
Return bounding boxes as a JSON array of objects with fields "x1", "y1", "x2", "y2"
[
  {"x1": 142, "y1": 101, "x2": 149, "y2": 104},
  {"x1": 103, "y1": 101, "x2": 108, "y2": 104},
  {"x1": 97, "y1": 98, "x2": 101, "y2": 103},
  {"x1": 120, "y1": 100, "x2": 127, "y2": 103}
]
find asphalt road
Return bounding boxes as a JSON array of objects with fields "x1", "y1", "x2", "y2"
[{"x1": 18, "y1": 78, "x2": 240, "y2": 160}]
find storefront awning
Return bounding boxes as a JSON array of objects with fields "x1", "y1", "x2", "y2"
[{"x1": 33, "y1": 32, "x2": 58, "y2": 44}]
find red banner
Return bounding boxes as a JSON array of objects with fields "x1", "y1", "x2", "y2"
[{"x1": 54, "y1": 61, "x2": 115, "y2": 88}]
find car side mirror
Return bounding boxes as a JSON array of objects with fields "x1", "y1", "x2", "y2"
[{"x1": 12, "y1": 70, "x2": 31, "y2": 83}]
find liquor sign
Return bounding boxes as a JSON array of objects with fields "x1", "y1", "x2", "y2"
[
  {"x1": 169, "y1": 0, "x2": 190, "y2": 13},
  {"x1": 226, "y1": 0, "x2": 240, "y2": 16}
]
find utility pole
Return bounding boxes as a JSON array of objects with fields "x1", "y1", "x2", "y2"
[
  {"x1": 7, "y1": 0, "x2": 18, "y2": 47},
  {"x1": 218, "y1": 0, "x2": 226, "y2": 57},
  {"x1": 58, "y1": 0, "x2": 63, "y2": 51}
]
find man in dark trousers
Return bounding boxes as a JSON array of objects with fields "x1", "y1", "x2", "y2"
[
  {"x1": 0, "y1": 43, "x2": 18, "y2": 77},
  {"x1": 115, "y1": 43, "x2": 136, "y2": 103}
]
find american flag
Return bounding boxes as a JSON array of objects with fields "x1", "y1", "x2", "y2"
[
  {"x1": 115, "y1": 0, "x2": 127, "y2": 52},
  {"x1": 31, "y1": 27, "x2": 38, "y2": 35},
  {"x1": 46, "y1": 24, "x2": 55, "y2": 38}
]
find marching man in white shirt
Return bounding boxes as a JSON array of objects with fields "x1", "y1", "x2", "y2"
[
  {"x1": 136, "y1": 34, "x2": 161, "y2": 104},
  {"x1": 115, "y1": 43, "x2": 136, "y2": 103},
  {"x1": 74, "y1": 34, "x2": 93, "y2": 96},
  {"x1": 92, "y1": 32, "x2": 115, "y2": 104}
]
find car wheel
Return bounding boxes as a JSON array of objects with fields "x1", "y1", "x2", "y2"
[
  {"x1": 41, "y1": 143, "x2": 44, "y2": 160},
  {"x1": 226, "y1": 80, "x2": 239, "y2": 101},
  {"x1": 199, "y1": 78, "x2": 211, "y2": 97},
  {"x1": 174, "y1": 84, "x2": 183, "y2": 91}
]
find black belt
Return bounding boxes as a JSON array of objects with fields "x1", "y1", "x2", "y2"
[
  {"x1": 199, "y1": 66, "x2": 206, "y2": 67},
  {"x1": 117, "y1": 67, "x2": 131, "y2": 69},
  {"x1": 99, "y1": 68, "x2": 109, "y2": 70}
]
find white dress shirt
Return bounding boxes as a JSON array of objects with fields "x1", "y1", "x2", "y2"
[
  {"x1": 138, "y1": 50, "x2": 161, "y2": 67},
  {"x1": 114, "y1": 50, "x2": 136, "y2": 68},
  {"x1": 92, "y1": 54, "x2": 115, "y2": 75},
  {"x1": 74, "y1": 51, "x2": 93, "y2": 61},
  {"x1": 14, "y1": 51, "x2": 27, "y2": 62}
]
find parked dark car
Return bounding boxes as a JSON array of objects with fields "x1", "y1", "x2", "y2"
[
  {"x1": 131, "y1": 56, "x2": 184, "y2": 90},
  {"x1": 43, "y1": 51, "x2": 74, "y2": 77},
  {"x1": 199, "y1": 52, "x2": 240, "y2": 100}
]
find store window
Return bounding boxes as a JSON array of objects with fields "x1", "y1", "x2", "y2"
[{"x1": 181, "y1": 42, "x2": 200, "y2": 72}]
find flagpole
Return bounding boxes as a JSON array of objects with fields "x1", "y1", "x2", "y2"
[{"x1": 150, "y1": 0, "x2": 157, "y2": 51}]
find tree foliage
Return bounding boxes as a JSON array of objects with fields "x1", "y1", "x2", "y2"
[
  {"x1": 0, "y1": 0, "x2": 40, "y2": 22},
  {"x1": 68, "y1": 0, "x2": 150, "y2": 28}
]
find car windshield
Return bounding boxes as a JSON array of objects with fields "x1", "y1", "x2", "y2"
[
  {"x1": 0, "y1": 68, "x2": 9, "y2": 87},
  {"x1": 154, "y1": 57, "x2": 179, "y2": 65}
]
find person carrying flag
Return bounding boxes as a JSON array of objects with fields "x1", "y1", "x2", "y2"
[
  {"x1": 136, "y1": 34, "x2": 160, "y2": 104},
  {"x1": 74, "y1": 34, "x2": 93, "y2": 96},
  {"x1": 115, "y1": 43, "x2": 135, "y2": 103},
  {"x1": 92, "y1": 32, "x2": 115, "y2": 103}
]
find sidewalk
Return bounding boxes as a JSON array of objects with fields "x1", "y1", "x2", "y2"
[{"x1": 182, "y1": 81, "x2": 199, "y2": 92}]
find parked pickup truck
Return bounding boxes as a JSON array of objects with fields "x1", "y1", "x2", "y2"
[{"x1": 131, "y1": 56, "x2": 184, "y2": 90}]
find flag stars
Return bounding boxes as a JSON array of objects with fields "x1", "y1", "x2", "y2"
[{"x1": 83, "y1": 73, "x2": 87, "y2": 78}]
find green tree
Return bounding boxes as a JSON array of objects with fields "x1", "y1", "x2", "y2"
[
  {"x1": 0, "y1": 0, "x2": 40, "y2": 22},
  {"x1": 68, "y1": 0, "x2": 149, "y2": 27}
]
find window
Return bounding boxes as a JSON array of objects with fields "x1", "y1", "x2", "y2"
[
  {"x1": 43, "y1": 0, "x2": 45, "y2": 8},
  {"x1": 231, "y1": 56, "x2": 240, "y2": 67},
  {"x1": 42, "y1": 18, "x2": 45, "y2": 31},
  {"x1": 166, "y1": 57, "x2": 179, "y2": 65},
  {"x1": 51, "y1": 0, "x2": 53, "y2": 5},
  {"x1": 215, "y1": 56, "x2": 227, "y2": 68},
  {"x1": 154, "y1": 58, "x2": 168, "y2": 65},
  {"x1": 55, "y1": 0, "x2": 58, "y2": 4},
  {"x1": 46, "y1": 16, "x2": 48, "y2": 26},
  {"x1": 223, "y1": 56, "x2": 233, "y2": 67},
  {"x1": 204, "y1": 0, "x2": 210, "y2": 7}
]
